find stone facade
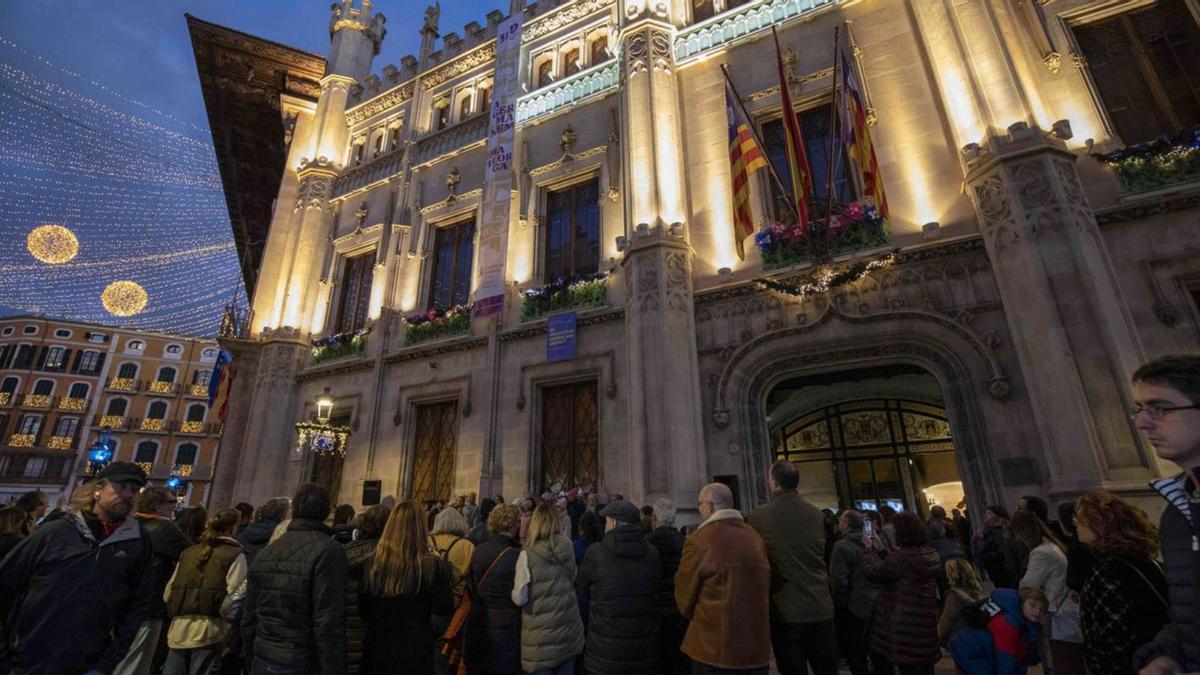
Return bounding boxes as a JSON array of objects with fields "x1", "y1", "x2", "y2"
[{"x1": 208, "y1": 0, "x2": 1200, "y2": 518}]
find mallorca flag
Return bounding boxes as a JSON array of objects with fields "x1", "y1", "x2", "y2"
[
  {"x1": 774, "y1": 28, "x2": 812, "y2": 229},
  {"x1": 207, "y1": 348, "x2": 235, "y2": 422},
  {"x1": 841, "y1": 49, "x2": 889, "y2": 218},
  {"x1": 725, "y1": 83, "x2": 768, "y2": 260}
]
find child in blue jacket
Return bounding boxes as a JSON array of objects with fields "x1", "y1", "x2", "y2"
[{"x1": 950, "y1": 587, "x2": 1048, "y2": 675}]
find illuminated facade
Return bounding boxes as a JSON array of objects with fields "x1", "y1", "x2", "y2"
[
  {"x1": 0, "y1": 316, "x2": 224, "y2": 507},
  {"x1": 206, "y1": 0, "x2": 1200, "y2": 518}
]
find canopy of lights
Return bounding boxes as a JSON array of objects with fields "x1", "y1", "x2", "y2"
[{"x1": 0, "y1": 34, "x2": 244, "y2": 337}]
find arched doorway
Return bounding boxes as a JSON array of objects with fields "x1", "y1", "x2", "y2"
[{"x1": 765, "y1": 365, "x2": 967, "y2": 517}]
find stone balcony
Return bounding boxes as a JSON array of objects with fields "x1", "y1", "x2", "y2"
[
  {"x1": 516, "y1": 59, "x2": 619, "y2": 126},
  {"x1": 674, "y1": 0, "x2": 838, "y2": 64},
  {"x1": 412, "y1": 112, "x2": 489, "y2": 166},
  {"x1": 332, "y1": 147, "x2": 406, "y2": 199}
]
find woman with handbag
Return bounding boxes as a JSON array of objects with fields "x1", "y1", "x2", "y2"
[
  {"x1": 360, "y1": 501, "x2": 455, "y2": 675},
  {"x1": 463, "y1": 504, "x2": 523, "y2": 675},
  {"x1": 1011, "y1": 510, "x2": 1083, "y2": 675},
  {"x1": 511, "y1": 502, "x2": 585, "y2": 675},
  {"x1": 1075, "y1": 491, "x2": 1170, "y2": 675}
]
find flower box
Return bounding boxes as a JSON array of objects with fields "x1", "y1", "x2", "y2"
[
  {"x1": 520, "y1": 272, "x2": 610, "y2": 321},
  {"x1": 311, "y1": 330, "x2": 367, "y2": 365},
  {"x1": 755, "y1": 201, "x2": 889, "y2": 271},
  {"x1": 1093, "y1": 127, "x2": 1200, "y2": 193},
  {"x1": 404, "y1": 305, "x2": 471, "y2": 346}
]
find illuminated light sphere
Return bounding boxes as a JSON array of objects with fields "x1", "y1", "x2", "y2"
[
  {"x1": 26, "y1": 224, "x2": 80, "y2": 264},
  {"x1": 101, "y1": 281, "x2": 149, "y2": 317}
]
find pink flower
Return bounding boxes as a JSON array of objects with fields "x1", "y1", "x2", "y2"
[
  {"x1": 844, "y1": 202, "x2": 864, "y2": 220},
  {"x1": 426, "y1": 309, "x2": 438, "y2": 320}
]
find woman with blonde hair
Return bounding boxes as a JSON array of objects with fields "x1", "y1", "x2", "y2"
[
  {"x1": 1075, "y1": 491, "x2": 1169, "y2": 675},
  {"x1": 938, "y1": 558, "x2": 987, "y2": 644},
  {"x1": 360, "y1": 500, "x2": 454, "y2": 674},
  {"x1": 511, "y1": 502, "x2": 585, "y2": 675},
  {"x1": 162, "y1": 508, "x2": 247, "y2": 675}
]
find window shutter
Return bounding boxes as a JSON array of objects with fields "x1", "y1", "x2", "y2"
[
  {"x1": 60, "y1": 349, "x2": 73, "y2": 372},
  {"x1": 94, "y1": 352, "x2": 107, "y2": 374},
  {"x1": 71, "y1": 349, "x2": 83, "y2": 373}
]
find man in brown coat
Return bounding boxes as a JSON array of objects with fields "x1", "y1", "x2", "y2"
[
  {"x1": 747, "y1": 460, "x2": 837, "y2": 675},
  {"x1": 675, "y1": 482, "x2": 771, "y2": 674}
]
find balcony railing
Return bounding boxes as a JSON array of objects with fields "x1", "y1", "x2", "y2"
[
  {"x1": 146, "y1": 381, "x2": 178, "y2": 395},
  {"x1": 137, "y1": 417, "x2": 168, "y2": 432},
  {"x1": 46, "y1": 436, "x2": 74, "y2": 450},
  {"x1": 58, "y1": 397, "x2": 87, "y2": 411},
  {"x1": 187, "y1": 384, "x2": 210, "y2": 398},
  {"x1": 135, "y1": 461, "x2": 153, "y2": 476},
  {"x1": 412, "y1": 112, "x2": 489, "y2": 166},
  {"x1": 0, "y1": 450, "x2": 75, "y2": 484},
  {"x1": 22, "y1": 394, "x2": 52, "y2": 409},
  {"x1": 516, "y1": 60, "x2": 619, "y2": 126},
  {"x1": 0, "y1": 392, "x2": 11, "y2": 406},
  {"x1": 180, "y1": 420, "x2": 204, "y2": 434},
  {"x1": 7, "y1": 434, "x2": 36, "y2": 448},
  {"x1": 674, "y1": 0, "x2": 838, "y2": 64},
  {"x1": 173, "y1": 463, "x2": 194, "y2": 478},
  {"x1": 107, "y1": 377, "x2": 138, "y2": 392},
  {"x1": 98, "y1": 415, "x2": 128, "y2": 430},
  {"x1": 331, "y1": 147, "x2": 406, "y2": 199}
]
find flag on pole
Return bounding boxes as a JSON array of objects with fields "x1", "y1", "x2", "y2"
[
  {"x1": 207, "y1": 348, "x2": 235, "y2": 422},
  {"x1": 774, "y1": 28, "x2": 813, "y2": 230},
  {"x1": 840, "y1": 49, "x2": 889, "y2": 218},
  {"x1": 725, "y1": 83, "x2": 768, "y2": 260}
]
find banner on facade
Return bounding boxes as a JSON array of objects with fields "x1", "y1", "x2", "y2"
[
  {"x1": 547, "y1": 312, "x2": 577, "y2": 362},
  {"x1": 473, "y1": 13, "x2": 524, "y2": 318}
]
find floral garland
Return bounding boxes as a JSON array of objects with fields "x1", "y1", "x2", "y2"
[
  {"x1": 404, "y1": 303, "x2": 472, "y2": 345},
  {"x1": 310, "y1": 329, "x2": 368, "y2": 365},
  {"x1": 754, "y1": 200, "x2": 889, "y2": 270},
  {"x1": 754, "y1": 250, "x2": 899, "y2": 299},
  {"x1": 1092, "y1": 126, "x2": 1200, "y2": 193},
  {"x1": 520, "y1": 271, "x2": 610, "y2": 321}
]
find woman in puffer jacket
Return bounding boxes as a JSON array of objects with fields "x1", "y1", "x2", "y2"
[{"x1": 512, "y1": 502, "x2": 585, "y2": 675}]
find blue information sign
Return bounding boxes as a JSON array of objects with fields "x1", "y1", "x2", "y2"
[{"x1": 547, "y1": 312, "x2": 577, "y2": 362}]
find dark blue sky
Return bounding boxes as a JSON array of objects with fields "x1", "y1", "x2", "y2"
[{"x1": 0, "y1": 1, "x2": 504, "y2": 336}]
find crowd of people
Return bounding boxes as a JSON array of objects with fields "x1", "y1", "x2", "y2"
[{"x1": 0, "y1": 353, "x2": 1197, "y2": 675}]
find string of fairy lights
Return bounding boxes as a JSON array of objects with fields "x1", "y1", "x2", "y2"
[{"x1": 0, "y1": 34, "x2": 245, "y2": 336}]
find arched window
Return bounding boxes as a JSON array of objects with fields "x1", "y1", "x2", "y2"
[
  {"x1": 78, "y1": 350, "x2": 101, "y2": 372},
  {"x1": 126, "y1": 340, "x2": 144, "y2": 351},
  {"x1": 192, "y1": 370, "x2": 212, "y2": 386},
  {"x1": 135, "y1": 440, "x2": 158, "y2": 464},
  {"x1": 201, "y1": 348, "x2": 217, "y2": 359},
  {"x1": 105, "y1": 398, "x2": 128, "y2": 417},
  {"x1": 478, "y1": 85, "x2": 492, "y2": 114},
  {"x1": 17, "y1": 415, "x2": 42, "y2": 436},
  {"x1": 117, "y1": 363, "x2": 138, "y2": 379},
  {"x1": 44, "y1": 346, "x2": 67, "y2": 369},
  {"x1": 68, "y1": 382, "x2": 90, "y2": 399},
  {"x1": 32, "y1": 379, "x2": 54, "y2": 396},
  {"x1": 176, "y1": 443, "x2": 199, "y2": 466},
  {"x1": 54, "y1": 417, "x2": 78, "y2": 439},
  {"x1": 459, "y1": 94, "x2": 473, "y2": 121},
  {"x1": 563, "y1": 48, "x2": 581, "y2": 77},
  {"x1": 1, "y1": 377, "x2": 18, "y2": 394},
  {"x1": 186, "y1": 404, "x2": 207, "y2": 423},
  {"x1": 156, "y1": 367, "x2": 177, "y2": 384},
  {"x1": 372, "y1": 132, "x2": 386, "y2": 157},
  {"x1": 435, "y1": 102, "x2": 450, "y2": 130},
  {"x1": 390, "y1": 124, "x2": 403, "y2": 150},
  {"x1": 164, "y1": 344, "x2": 183, "y2": 356},
  {"x1": 146, "y1": 401, "x2": 168, "y2": 420},
  {"x1": 537, "y1": 60, "x2": 554, "y2": 88},
  {"x1": 352, "y1": 142, "x2": 366, "y2": 165},
  {"x1": 590, "y1": 37, "x2": 608, "y2": 65}
]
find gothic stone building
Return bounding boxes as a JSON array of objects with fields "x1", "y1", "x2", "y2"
[{"x1": 194, "y1": 0, "x2": 1200, "y2": 519}]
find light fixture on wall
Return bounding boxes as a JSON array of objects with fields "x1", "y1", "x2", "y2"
[{"x1": 316, "y1": 387, "x2": 334, "y2": 424}]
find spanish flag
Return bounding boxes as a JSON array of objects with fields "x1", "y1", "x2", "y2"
[
  {"x1": 841, "y1": 49, "x2": 889, "y2": 218},
  {"x1": 774, "y1": 27, "x2": 813, "y2": 230},
  {"x1": 726, "y1": 83, "x2": 768, "y2": 260},
  {"x1": 207, "y1": 348, "x2": 235, "y2": 422}
]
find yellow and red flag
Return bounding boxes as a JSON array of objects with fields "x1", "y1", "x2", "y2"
[
  {"x1": 207, "y1": 348, "x2": 235, "y2": 422},
  {"x1": 841, "y1": 49, "x2": 889, "y2": 218},
  {"x1": 774, "y1": 29, "x2": 812, "y2": 230},
  {"x1": 725, "y1": 83, "x2": 768, "y2": 260}
]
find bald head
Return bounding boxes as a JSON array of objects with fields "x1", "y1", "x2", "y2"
[{"x1": 700, "y1": 483, "x2": 734, "y2": 510}]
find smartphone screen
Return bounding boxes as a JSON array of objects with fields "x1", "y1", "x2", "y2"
[{"x1": 863, "y1": 520, "x2": 874, "y2": 538}]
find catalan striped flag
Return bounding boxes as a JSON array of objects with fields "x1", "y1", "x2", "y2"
[
  {"x1": 774, "y1": 28, "x2": 813, "y2": 230},
  {"x1": 207, "y1": 348, "x2": 235, "y2": 422},
  {"x1": 841, "y1": 49, "x2": 889, "y2": 218},
  {"x1": 725, "y1": 83, "x2": 768, "y2": 260}
]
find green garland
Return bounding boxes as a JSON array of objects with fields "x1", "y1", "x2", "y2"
[
  {"x1": 755, "y1": 250, "x2": 899, "y2": 298},
  {"x1": 1093, "y1": 127, "x2": 1200, "y2": 193}
]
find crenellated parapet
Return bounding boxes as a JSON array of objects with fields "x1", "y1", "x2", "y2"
[{"x1": 330, "y1": 0, "x2": 387, "y2": 55}]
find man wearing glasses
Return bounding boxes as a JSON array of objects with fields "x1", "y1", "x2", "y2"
[{"x1": 1131, "y1": 355, "x2": 1200, "y2": 675}]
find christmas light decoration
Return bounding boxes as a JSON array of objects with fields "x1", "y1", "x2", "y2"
[
  {"x1": 26, "y1": 224, "x2": 79, "y2": 264},
  {"x1": 101, "y1": 281, "x2": 149, "y2": 317}
]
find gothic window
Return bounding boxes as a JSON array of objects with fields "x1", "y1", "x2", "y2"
[
  {"x1": 590, "y1": 36, "x2": 609, "y2": 65},
  {"x1": 55, "y1": 417, "x2": 78, "y2": 439},
  {"x1": 32, "y1": 380, "x2": 53, "y2": 396},
  {"x1": 117, "y1": 363, "x2": 138, "y2": 379},
  {"x1": 459, "y1": 94, "x2": 473, "y2": 121},
  {"x1": 478, "y1": 85, "x2": 492, "y2": 114},
  {"x1": 411, "y1": 401, "x2": 458, "y2": 502},
  {"x1": 428, "y1": 220, "x2": 475, "y2": 310},
  {"x1": 186, "y1": 404, "x2": 206, "y2": 423},
  {"x1": 762, "y1": 102, "x2": 856, "y2": 217},
  {"x1": 544, "y1": 179, "x2": 601, "y2": 279},
  {"x1": 68, "y1": 382, "x2": 89, "y2": 399},
  {"x1": 390, "y1": 125, "x2": 403, "y2": 150},
  {"x1": 539, "y1": 381, "x2": 599, "y2": 493},
  {"x1": 176, "y1": 442, "x2": 199, "y2": 465},
  {"x1": 78, "y1": 350, "x2": 101, "y2": 373},
  {"x1": 563, "y1": 48, "x2": 582, "y2": 77},
  {"x1": 537, "y1": 60, "x2": 554, "y2": 88},
  {"x1": 146, "y1": 401, "x2": 168, "y2": 420},
  {"x1": 352, "y1": 142, "x2": 366, "y2": 165},
  {"x1": 105, "y1": 398, "x2": 128, "y2": 417},
  {"x1": 692, "y1": 0, "x2": 751, "y2": 22},
  {"x1": 372, "y1": 132, "x2": 386, "y2": 157},
  {"x1": 336, "y1": 252, "x2": 374, "y2": 334},
  {"x1": 135, "y1": 441, "x2": 158, "y2": 464},
  {"x1": 1072, "y1": 0, "x2": 1200, "y2": 145},
  {"x1": 156, "y1": 367, "x2": 177, "y2": 384},
  {"x1": 435, "y1": 102, "x2": 450, "y2": 131}
]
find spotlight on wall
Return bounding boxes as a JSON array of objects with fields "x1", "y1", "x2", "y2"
[
  {"x1": 717, "y1": 267, "x2": 733, "y2": 283},
  {"x1": 1051, "y1": 119, "x2": 1074, "y2": 141},
  {"x1": 921, "y1": 222, "x2": 941, "y2": 241},
  {"x1": 960, "y1": 143, "x2": 982, "y2": 162}
]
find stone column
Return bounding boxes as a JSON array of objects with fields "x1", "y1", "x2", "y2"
[{"x1": 964, "y1": 129, "x2": 1151, "y2": 494}]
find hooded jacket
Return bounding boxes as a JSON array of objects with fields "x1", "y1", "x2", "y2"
[
  {"x1": 578, "y1": 523, "x2": 662, "y2": 675},
  {"x1": 235, "y1": 518, "x2": 278, "y2": 562},
  {"x1": 1134, "y1": 472, "x2": 1200, "y2": 671},
  {"x1": 950, "y1": 588, "x2": 1041, "y2": 675},
  {"x1": 513, "y1": 534, "x2": 585, "y2": 671},
  {"x1": 0, "y1": 513, "x2": 152, "y2": 675}
]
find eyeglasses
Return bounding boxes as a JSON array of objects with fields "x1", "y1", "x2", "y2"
[{"x1": 1129, "y1": 403, "x2": 1200, "y2": 421}]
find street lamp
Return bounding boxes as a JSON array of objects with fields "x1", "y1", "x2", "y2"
[
  {"x1": 316, "y1": 388, "x2": 334, "y2": 424},
  {"x1": 88, "y1": 426, "x2": 114, "y2": 475}
]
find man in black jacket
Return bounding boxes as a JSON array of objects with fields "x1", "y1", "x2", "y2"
[
  {"x1": 1132, "y1": 355, "x2": 1200, "y2": 675},
  {"x1": 0, "y1": 462, "x2": 152, "y2": 674},
  {"x1": 578, "y1": 499, "x2": 662, "y2": 675},
  {"x1": 237, "y1": 497, "x2": 289, "y2": 562},
  {"x1": 243, "y1": 483, "x2": 347, "y2": 675},
  {"x1": 646, "y1": 498, "x2": 688, "y2": 674},
  {"x1": 114, "y1": 486, "x2": 189, "y2": 675}
]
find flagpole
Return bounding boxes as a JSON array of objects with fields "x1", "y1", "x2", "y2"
[
  {"x1": 720, "y1": 63, "x2": 798, "y2": 224},
  {"x1": 819, "y1": 25, "x2": 841, "y2": 263}
]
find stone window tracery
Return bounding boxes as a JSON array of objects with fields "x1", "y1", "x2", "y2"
[
  {"x1": 761, "y1": 102, "x2": 856, "y2": 218},
  {"x1": 428, "y1": 219, "x2": 475, "y2": 310}
]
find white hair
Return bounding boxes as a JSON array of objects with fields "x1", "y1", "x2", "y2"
[{"x1": 653, "y1": 498, "x2": 677, "y2": 526}]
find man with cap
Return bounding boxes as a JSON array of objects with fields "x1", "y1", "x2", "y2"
[
  {"x1": 0, "y1": 462, "x2": 154, "y2": 674},
  {"x1": 577, "y1": 499, "x2": 663, "y2": 675}
]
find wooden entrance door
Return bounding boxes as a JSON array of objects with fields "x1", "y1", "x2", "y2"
[{"x1": 411, "y1": 401, "x2": 458, "y2": 502}]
